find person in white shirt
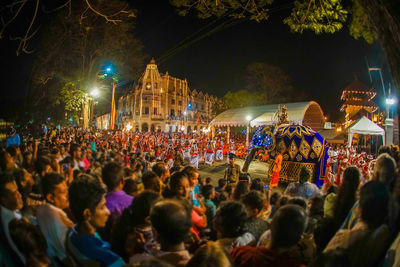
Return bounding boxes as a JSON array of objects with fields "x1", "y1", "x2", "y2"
[{"x1": 36, "y1": 172, "x2": 74, "y2": 265}]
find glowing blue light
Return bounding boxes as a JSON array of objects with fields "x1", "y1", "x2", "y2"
[
  {"x1": 187, "y1": 102, "x2": 192, "y2": 110},
  {"x1": 106, "y1": 67, "x2": 112, "y2": 73},
  {"x1": 69, "y1": 117, "x2": 73, "y2": 122}
]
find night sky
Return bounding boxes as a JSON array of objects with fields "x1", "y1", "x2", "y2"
[{"x1": 0, "y1": 0, "x2": 390, "y2": 120}]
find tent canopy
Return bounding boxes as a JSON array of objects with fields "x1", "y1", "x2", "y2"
[
  {"x1": 348, "y1": 116, "x2": 384, "y2": 135},
  {"x1": 209, "y1": 101, "x2": 325, "y2": 131},
  {"x1": 347, "y1": 116, "x2": 385, "y2": 146}
]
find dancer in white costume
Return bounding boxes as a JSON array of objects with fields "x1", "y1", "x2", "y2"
[
  {"x1": 216, "y1": 140, "x2": 223, "y2": 161},
  {"x1": 190, "y1": 142, "x2": 200, "y2": 168},
  {"x1": 205, "y1": 142, "x2": 215, "y2": 165}
]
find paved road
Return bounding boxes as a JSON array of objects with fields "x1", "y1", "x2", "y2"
[{"x1": 197, "y1": 158, "x2": 271, "y2": 186}]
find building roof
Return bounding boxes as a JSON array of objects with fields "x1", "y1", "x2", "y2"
[
  {"x1": 209, "y1": 101, "x2": 325, "y2": 131},
  {"x1": 341, "y1": 79, "x2": 376, "y2": 100}
]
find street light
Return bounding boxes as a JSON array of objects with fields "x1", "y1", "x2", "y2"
[
  {"x1": 246, "y1": 115, "x2": 252, "y2": 147},
  {"x1": 386, "y1": 97, "x2": 396, "y2": 106},
  {"x1": 90, "y1": 87, "x2": 100, "y2": 98}
]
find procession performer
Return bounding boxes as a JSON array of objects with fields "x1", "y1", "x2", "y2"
[
  {"x1": 190, "y1": 143, "x2": 200, "y2": 168},
  {"x1": 215, "y1": 139, "x2": 224, "y2": 161},
  {"x1": 269, "y1": 147, "x2": 283, "y2": 188},
  {"x1": 182, "y1": 142, "x2": 191, "y2": 160},
  {"x1": 166, "y1": 147, "x2": 174, "y2": 169},
  {"x1": 227, "y1": 139, "x2": 236, "y2": 163},
  {"x1": 205, "y1": 142, "x2": 215, "y2": 165}
]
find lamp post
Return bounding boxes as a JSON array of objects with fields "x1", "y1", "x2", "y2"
[
  {"x1": 369, "y1": 67, "x2": 396, "y2": 145},
  {"x1": 89, "y1": 87, "x2": 100, "y2": 128},
  {"x1": 246, "y1": 115, "x2": 252, "y2": 147},
  {"x1": 368, "y1": 67, "x2": 387, "y2": 100},
  {"x1": 183, "y1": 111, "x2": 187, "y2": 133}
]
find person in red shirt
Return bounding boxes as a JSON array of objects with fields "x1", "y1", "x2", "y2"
[{"x1": 230, "y1": 204, "x2": 307, "y2": 267}]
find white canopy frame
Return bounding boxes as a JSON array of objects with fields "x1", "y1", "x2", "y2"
[{"x1": 347, "y1": 116, "x2": 385, "y2": 146}]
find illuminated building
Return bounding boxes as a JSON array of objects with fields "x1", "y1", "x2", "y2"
[
  {"x1": 116, "y1": 59, "x2": 220, "y2": 132},
  {"x1": 340, "y1": 78, "x2": 378, "y2": 126}
]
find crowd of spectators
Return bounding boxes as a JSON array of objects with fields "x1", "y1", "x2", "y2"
[{"x1": 0, "y1": 127, "x2": 400, "y2": 267}]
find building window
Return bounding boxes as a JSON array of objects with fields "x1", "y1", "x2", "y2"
[
  {"x1": 154, "y1": 107, "x2": 157, "y2": 114},
  {"x1": 178, "y1": 110, "x2": 182, "y2": 116},
  {"x1": 178, "y1": 101, "x2": 182, "y2": 106},
  {"x1": 144, "y1": 107, "x2": 149, "y2": 114},
  {"x1": 201, "y1": 104, "x2": 204, "y2": 110},
  {"x1": 155, "y1": 96, "x2": 158, "y2": 101},
  {"x1": 171, "y1": 99, "x2": 175, "y2": 105},
  {"x1": 170, "y1": 109, "x2": 175, "y2": 116},
  {"x1": 155, "y1": 83, "x2": 158, "y2": 89},
  {"x1": 195, "y1": 103, "x2": 198, "y2": 109}
]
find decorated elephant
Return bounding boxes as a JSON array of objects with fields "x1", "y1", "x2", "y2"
[{"x1": 243, "y1": 124, "x2": 329, "y2": 187}]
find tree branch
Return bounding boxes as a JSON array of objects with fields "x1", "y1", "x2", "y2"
[
  {"x1": 0, "y1": 0, "x2": 27, "y2": 39},
  {"x1": 85, "y1": 0, "x2": 134, "y2": 24},
  {"x1": 9, "y1": 0, "x2": 40, "y2": 55}
]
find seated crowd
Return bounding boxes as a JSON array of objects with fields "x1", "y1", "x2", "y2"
[{"x1": 1, "y1": 128, "x2": 400, "y2": 267}]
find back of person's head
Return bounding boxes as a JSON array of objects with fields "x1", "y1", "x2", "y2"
[
  {"x1": 250, "y1": 178, "x2": 265, "y2": 192},
  {"x1": 359, "y1": 180, "x2": 389, "y2": 229},
  {"x1": 374, "y1": 153, "x2": 396, "y2": 188},
  {"x1": 152, "y1": 162, "x2": 167, "y2": 178},
  {"x1": 378, "y1": 146, "x2": 392, "y2": 157},
  {"x1": 123, "y1": 179, "x2": 139, "y2": 196},
  {"x1": 288, "y1": 196, "x2": 307, "y2": 210},
  {"x1": 215, "y1": 191, "x2": 229, "y2": 207},
  {"x1": 201, "y1": 185, "x2": 214, "y2": 200},
  {"x1": 150, "y1": 198, "x2": 192, "y2": 246},
  {"x1": 270, "y1": 204, "x2": 307, "y2": 249},
  {"x1": 342, "y1": 166, "x2": 361, "y2": 192},
  {"x1": 35, "y1": 156, "x2": 52, "y2": 175},
  {"x1": 327, "y1": 184, "x2": 339, "y2": 195},
  {"x1": 333, "y1": 166, "x2": 361, "y2": 222},
  {"x1": 276, "y1": 195, "x2": 290, "y2": 210},
  {"x1": 242, "y1": 190, "x2": 265, "y2": 214},
  {"x1": 309, "y1": 195, "x2": 324, "y2": 217},
  {"x1": 142, "y1": 171, "x2": 161, "y2": 193},
  {"x1": 50, "y1": 147, "x2": 60, "y2": 156},
  {"x1": 205, "y1": 177, "x2": 212, "y2": 185},
  {"x1": 124, "y1": 167, "x2": 135, "y2": 179},
  {"x1": 70, "y1": 143, "x2": 80, "y2": 157},
  {"x1": 214, "y1": 201, "x2": 247, "y2": 238},
  {"x1": 233, "y1": 181, "x2": 249, "y2": 201},
  {"x1": 299, "y1": 166, "x2": 312, "y2": 184},
  {"x1": 102, "y1": 162, "x2": 124, "y2": 191},
  {"x1": 9, "y1": 217, "x2": 50, "y2": 266},
  {"x1": 127, "y1": 190, "x2": 160, "y2": 226},
  {"x1": 68, "y1": 174, "x2": 105, "y2": 222},
  {"x1": 41, "y1": 172, "x2": 65, "y2": 201},
  {"x1": 186, "y1": 242, "x2": 233, "y2": 267},
  {"x1": 270, "y1": 191, "x2": 282, "y2": 206},
  {"x1": 218, "y1": 178, "x2": 227, "y2": 189},
  {"x1": 6, "y1": 146, "x2": 18, "y2": 158}
]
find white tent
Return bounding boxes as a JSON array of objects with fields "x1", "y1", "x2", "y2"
[{"x1": 347, "y1": 116, "x2": 385, "y2": 146}]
